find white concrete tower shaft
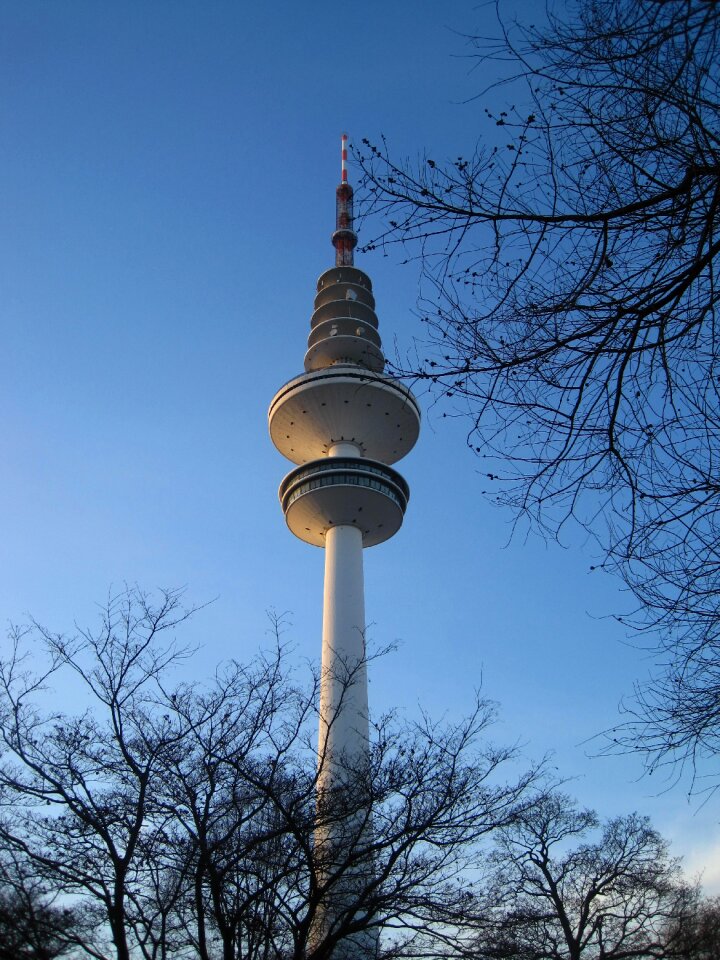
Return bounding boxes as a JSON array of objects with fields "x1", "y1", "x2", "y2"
[
  {"x1": 268, "y1": 137, "x2": 420, "y2": 956},
  {"x1": 319, "y1": 522, "x2": 368, "y2": 784}
]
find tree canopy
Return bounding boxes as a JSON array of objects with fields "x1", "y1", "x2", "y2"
[
  {"x1": 471, "y1": 792, "x2": 695, "y2": 960},
  {"x1": 357, "y1": 0, "x2": 720, "y2": 789},
  {"x1": 0, "y1": 588, "x2": 538, "y2": 960}
]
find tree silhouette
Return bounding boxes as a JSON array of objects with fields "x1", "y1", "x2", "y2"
[
  {"x1": 470, "y1": 792, "x2": 693, "y2": 960},
  {"x1": 0, "y1": 589, "x2": 539, "y2": 960},
  {"x1": 357, "y1": 0, "x2": 720, "y2": 788},
  {"x1": 0, "y1": 587, "x2": 196, "y2": 960},
  {"x1": 0, "y1": 846, "x2": 92, "y2": 960},
  {"x1": 665, "y1": 895, "x2": 720, "y2": 960}
]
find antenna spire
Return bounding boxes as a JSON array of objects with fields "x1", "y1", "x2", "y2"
[{"x1": 332, "y1": 133, "x2": 357, "y2": 266}]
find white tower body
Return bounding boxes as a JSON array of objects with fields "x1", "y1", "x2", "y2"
[{"x1": 269, "y1": 138, "x2": 420, "y2": 954}]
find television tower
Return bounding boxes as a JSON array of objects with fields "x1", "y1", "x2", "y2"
[{"x1": 268, "y1": 135, "x2": 420, "y2": 948}]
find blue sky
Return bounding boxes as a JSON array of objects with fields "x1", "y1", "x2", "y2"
[{"x1": 1, "y1": 0, "x2": 717, "y2": 891}]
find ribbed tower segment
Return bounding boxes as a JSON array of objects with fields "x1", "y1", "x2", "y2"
[{"x1": 268, "y1": 141, "x2": 420, "y2": 958}]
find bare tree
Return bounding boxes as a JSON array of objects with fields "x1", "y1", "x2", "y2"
[
  {"x1": 470, "y1": 792, "x2": 693, "y2": 960},
  {"x1": 152, "y1": 661, "x2": 540, "y2": 960},
  {"x1": 0, "y1": 846, "x2": 94, "y2": 960},
  {"x1": 664, "y1": 895, "x2": 720, "y2": 960},
  {"x1": 148, "y1": 639, "x2": 314, "y2": 960},
  {"x1": 0, "y1": 592, "x2": 540, "y2": 960},
  {"x1": 0, "y1": 587, "x2": 196, "y2": 960},
  {"x1": 265, "y1": 697, "x2": 540, "y2": 960},
  {"x1": 356, "y1": 0, "x2": 720, "y2": 787}
]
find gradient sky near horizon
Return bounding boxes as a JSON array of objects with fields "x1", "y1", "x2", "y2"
[{"x1": 1, "y1": 0, "x2": 717, "y2": 892}]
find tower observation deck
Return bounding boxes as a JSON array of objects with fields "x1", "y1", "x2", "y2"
[{"x1": 268, "y1": 136, "x2": 420, "y2": 954}]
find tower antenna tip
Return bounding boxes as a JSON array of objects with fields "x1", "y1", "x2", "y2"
[{"x1": 341, "y1": 133, "x2": 348, "y2": 183}]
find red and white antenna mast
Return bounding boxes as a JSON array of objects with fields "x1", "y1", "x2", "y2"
[{"x1": 332, "y1": 133, "x2": 357, "y2": 267}]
